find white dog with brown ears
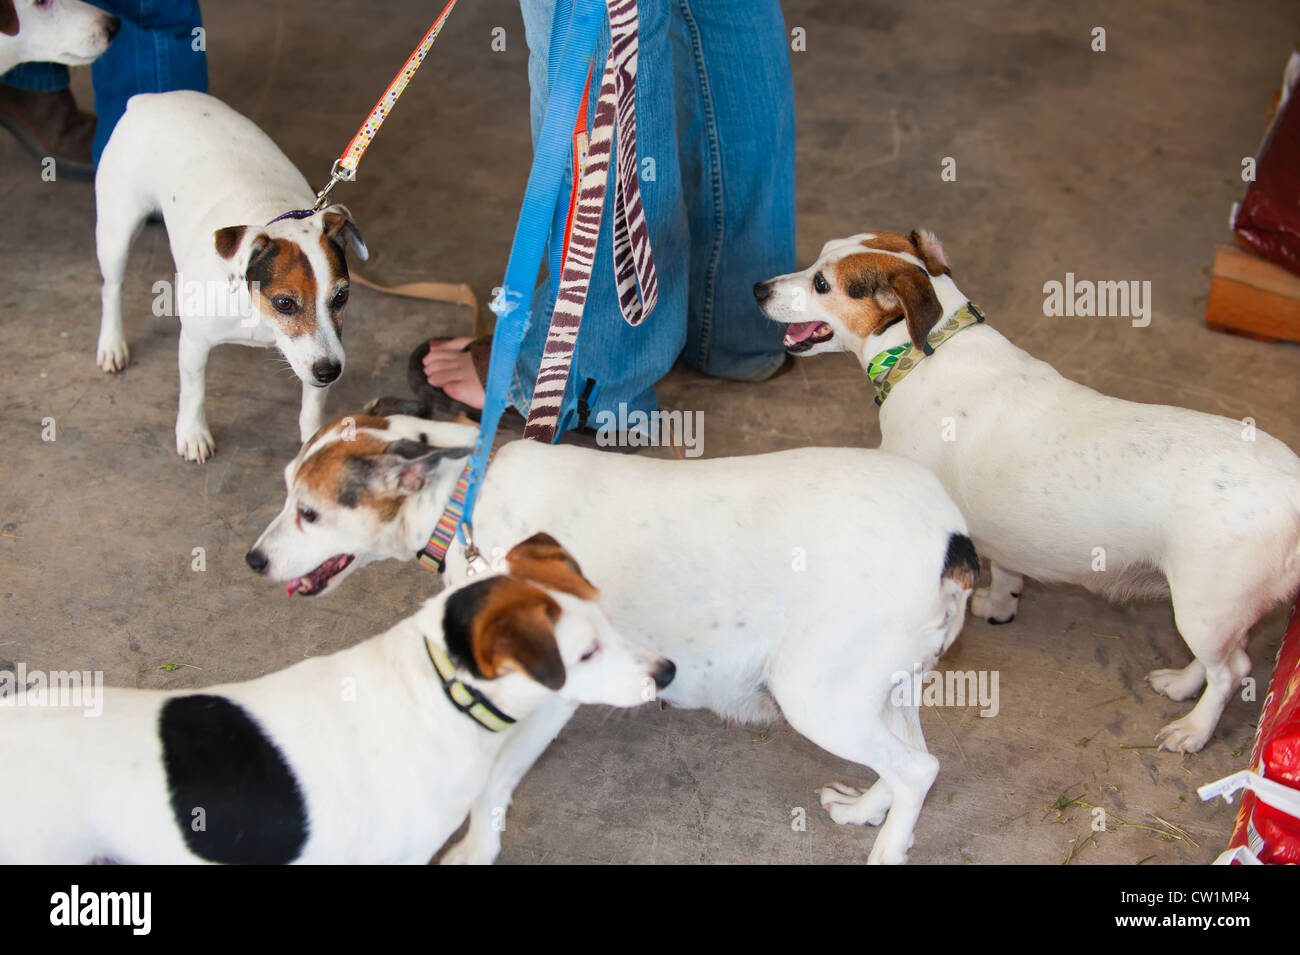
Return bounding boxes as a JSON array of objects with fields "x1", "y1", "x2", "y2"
[
  {"x1": 0, "y1": 533, "x2": 674, "y2": 864},
  {"x1": 94, "y1": 90, "x2": 368, "y2": 462},
  {"x1": 0, "y1": 0, "x2": 117, "y2": 74},
  {"x1": 246, "y1": 405, "x2": 982, "y2": 864},
  {"x1": 755, "y1": 229, "x2": 1300, "y2": 753}
]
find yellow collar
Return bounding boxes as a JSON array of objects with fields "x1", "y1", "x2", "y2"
[
  {"x1": 424, "y1": 636, "x2": 516, "y2": 733},
  {"x1": 866, "y1": 302, "x2": 985, "y2": 405}
]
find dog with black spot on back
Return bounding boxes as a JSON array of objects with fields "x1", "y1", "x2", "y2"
[
  {"x1": 93, "y1": 90, "x2": 368, "y2": 462},
  {"x1": 0, "y1": 534, "x2": 674, "y2": 864}
]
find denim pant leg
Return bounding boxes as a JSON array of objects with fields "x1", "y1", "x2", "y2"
[
  {"x1": 0, "y1": 63, "x2": 71, "y2": 91},
  {"x1": 88, "y1": 0, "x2": 207, "y2": 164},
  {"x1": 674, "y1": 0, "x2": 794, "y2": 380},
  {"x1": 512, "y1": 0, "x2": 688, "y2": 433}
]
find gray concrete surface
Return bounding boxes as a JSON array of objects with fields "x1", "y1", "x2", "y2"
[{"x1": 2, "y1": 0, "x2": 1298, "y2": 864}]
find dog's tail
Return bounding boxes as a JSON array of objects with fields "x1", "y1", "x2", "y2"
[{"x1": 936, "y1": 532, "x2": 979, "y2": 655}]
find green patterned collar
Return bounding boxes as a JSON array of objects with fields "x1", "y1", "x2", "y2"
[{"x1": 866, "y1": 302, "x2": 985, "y2": 406}]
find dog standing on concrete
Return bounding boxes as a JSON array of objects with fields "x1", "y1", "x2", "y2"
[
  {"x1": 0, "y1": 534, "x2": 673, "y2": 864},
  {"x1": 756, "y1": 229, "x2": 1300, "y2": 753},
  {"x1": 0, "y1": 0, "x2": 116, "y2": 73},
  {"x1": 246, "y1": 407, "x2": 980, "y2": 864},
  {"x1": 94, "y1": 90, "x2": 367, "y2": 462}
]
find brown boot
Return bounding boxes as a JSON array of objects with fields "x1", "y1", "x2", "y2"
[{"x1": 0, "y1": 86, "x2": 97, "y2": 180}]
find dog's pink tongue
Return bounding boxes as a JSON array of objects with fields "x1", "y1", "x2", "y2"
[
  {"x1": 783, "y1": 321, "x2": 827, "y2": 344},
  {"x1": 286, "y1": 578, "x2": 305, "y2": 597}
]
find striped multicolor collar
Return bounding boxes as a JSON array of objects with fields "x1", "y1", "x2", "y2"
[
  {"x1": 418, "y1": 452, "x2": 492, "y2": 573},
  {"x1": 866, "y1": 302, "x2": 985, "y2": 406},
  {"x1": 424, "y1": 635, "x2": 516, "y2": 732}
]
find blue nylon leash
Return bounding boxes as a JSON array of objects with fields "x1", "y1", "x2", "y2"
[{"x1": 456, "y1": 0, "x2": 606, "y2": 551}]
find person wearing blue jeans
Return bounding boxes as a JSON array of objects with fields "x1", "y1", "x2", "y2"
[
  {"x1": 0, "y1": 0, "x2": 205, "y2": 178},
  {"x1": 420, "y1": 0, "x2": 795, "y2": 435}
]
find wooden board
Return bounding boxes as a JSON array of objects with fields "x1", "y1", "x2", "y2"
[{"x1": 1205, "y1": 243, "x2": 1300, "y2": 344}]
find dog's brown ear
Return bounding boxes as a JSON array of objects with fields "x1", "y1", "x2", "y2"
[
  {"x1": 505, "y1": 532, "x2": 597, "y2": 599},
  {"x1": 909, "y1": 229, "x2": 950, "y2": 277},
  {"x1": 880, "y1": 266, "x2": 944, "y2": 351},
  {"x1": 472, "y1": 579, "x2": 566, "y2": 690},
  {"x1": 359, "y1": 440, "x2": 465, "y2": 496},
  {"x1": 0, "y1": 1, "x2": 18, "y2": 37},
  {"x1": 213, "y1": 225, "x2": 248, "y2": 260},
  {"x1": 321, "y1": 204, "x2": 368, "y2": 261}
]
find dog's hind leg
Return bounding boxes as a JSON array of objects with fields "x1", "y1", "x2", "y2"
[
  {"x1": 440, "y1": 700, "x2": 577, "y2": 865},
  {"x1": 775, "y1": 668, "x2": 938, "y2": 864},
  {"x1": 94, "y1": 154, "x2": 151, "y2": 373},
  {"x1": 1145, "y1": 659, "x2": 1206, "y2": 701},
  {"x1": 817, "y1": 699, "x2": 924, "y2": 826},
  {"x1": 971, "y1": 562, "x2": 1022, "y2": 624}
]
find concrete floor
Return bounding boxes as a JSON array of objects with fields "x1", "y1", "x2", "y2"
[{"x1": 2, "y1": 0, "x2": 1298, "y2": 864}]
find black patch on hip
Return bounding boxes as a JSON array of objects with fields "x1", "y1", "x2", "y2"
[
  {"x1": 159, "y1": 694, "x2": 309, "y2": 864},
  {"x1": 941, "y1": 532, "x2": 980, "y2": 587}
]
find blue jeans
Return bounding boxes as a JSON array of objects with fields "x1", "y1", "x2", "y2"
[
  {"x1": 511, "y1": 0, "x2": 795, "y2": 432},
  {"x1": 0, "y1": 0, "x2": 206, "y2": 165}
]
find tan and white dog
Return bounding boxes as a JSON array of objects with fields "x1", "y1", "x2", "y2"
[
  {"x1": 246, "y1": 405, "x2": 981, "y2": 864},
  {"x1": 0, "y1": 0, "x2": 117, "y2": 73},
  {"x1": 756, "y1": 229, "x2": 1300, "y2": 753},
  {"x1": 0, "y1": 534, "x2": 674, "y2": 864},
  {"x1": 94, "y1": 90, "x2": 367, "y2": 462}
]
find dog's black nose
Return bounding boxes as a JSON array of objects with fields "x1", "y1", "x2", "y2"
[
  {"x1": 245, "y1": 549, "x2": 269, "y2": 574},
  {"x1": 653, "y1": 660, "x2": 676, "y2": 690},
  {"x1": 753, "y1": 281, "x2": 772, "y2": 303},
  {"x1": 312, "y1": 359, "x2": 342, "y2": 384},
  {"x1": 105, "y1": 16, "x2": 121, "y2": 41}
]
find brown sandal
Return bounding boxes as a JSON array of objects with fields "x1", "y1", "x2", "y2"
[{"x1": 407, "y1": 337, "x2": 492, "y2": 423}]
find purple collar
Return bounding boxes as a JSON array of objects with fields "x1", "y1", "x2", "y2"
[{"x1": 265, "y1": 209, "x2": 317, "y2": 226}]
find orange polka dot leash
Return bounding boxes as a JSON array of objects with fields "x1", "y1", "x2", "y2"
[{"x1": 309, "y1": 0, "x2": 462, "y2": 212}]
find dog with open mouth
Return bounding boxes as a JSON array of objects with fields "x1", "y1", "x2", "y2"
[
  {"x1": 0, "y1": 533, "x2": 673, "y2": 864},
  {"x1": 246, "y1": 401, "x2": 981, "y2": 864},
  {"x1": 756, "y1": 229, "x2": 1300, "y2": 754}
]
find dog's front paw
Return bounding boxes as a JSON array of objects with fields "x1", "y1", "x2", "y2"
[
  {"x1": 96, "y1": 338, "x2": 129, "y2": 373},
  {"x1": 819, "y1": 782, "x2": 889, "y2": 827},
  {"x1": 971, "y1": 587, "x2": 1017, "y2": 624},
  {"x1": 439, "y1": 835, "x2": 499, "y2": 866},
  {"x1": 1154, "y1": 714, "x2": 1212, "y2": 754},
  {"x1": 866, "y1": 831, "x2": 914, "y2": 865},
  {"x1": 176, "y1": 427, "x2": 216, "y2": 463}
]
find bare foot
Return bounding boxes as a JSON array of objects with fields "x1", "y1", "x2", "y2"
[{"x1": 422, "y1": 337, "x2": 485, "y2": 410}]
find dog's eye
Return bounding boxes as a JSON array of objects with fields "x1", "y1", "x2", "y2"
[
  {"x1": 298, "y1": 505, "x2": 319, "y2": 524},
  {"x1": 331, "y1": 288, "x2": 349, "y2": 310},
  {"x1": 579, "y1": 643, "x2": 600, "y2": 662},
  {"x1": 273, "y1": 295, "x2": 298, "y2": 314},
  {"x1": 813, "y1": 271, "x2": 830, "y2": 294}
]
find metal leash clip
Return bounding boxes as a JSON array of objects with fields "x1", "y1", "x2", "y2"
[
  {"x1": 460, "y1": 523, "x2": 492, "y2": 577},
  {"x1": 311, "y1": 160, "x2": 358, "y2": 212}
]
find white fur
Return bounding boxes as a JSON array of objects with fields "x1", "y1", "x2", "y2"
[
  {"x1": 761, "y1": 231, "x2": 1300, "y2": 753},
  {"x1": 0, "y1": 570, "x2": 668, "y2": 863},
  {"x1": 249, "y1": 421, "x2": 978, "y2": 864},
  {"x1": 0, "y1": 0, "x2": 115, "y2": 74},
  {"x1": 94, "y1": 91, "x2": 367, "y2": 462}
]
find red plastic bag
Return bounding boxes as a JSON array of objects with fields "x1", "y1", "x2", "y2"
[{"x1": 1225, "y1": 596, "x2": 1300, "y2": 864}]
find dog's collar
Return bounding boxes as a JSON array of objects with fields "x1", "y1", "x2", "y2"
[
  {"x1": 265, "y1": 209, "x2": 317, "y2": 226},
  {"x1": 424, "y1": 635, "x2": 517, "y2": 733},
  {"x1": 867, "y1": 302, "x2": 985, "y2": 406},
  {"x1": 418, "y1": 452, "x2": 494, "y2": 574}
]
